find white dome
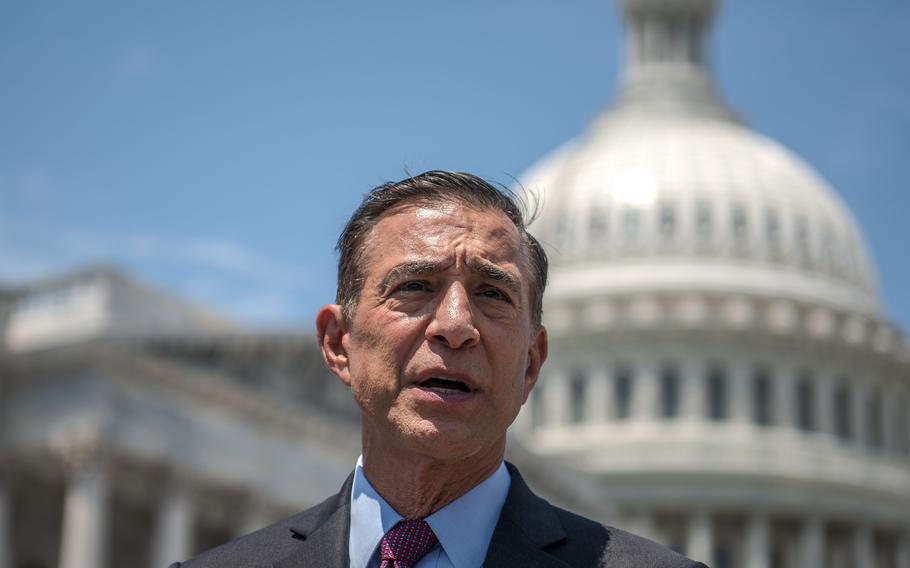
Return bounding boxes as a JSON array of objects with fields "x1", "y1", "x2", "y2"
[
  {"x1": 523, "y1": 98, "x2": 880, "y2": 320},
  {"x1": 519, "y1": 0, "x2": 882, "y2": 320}
]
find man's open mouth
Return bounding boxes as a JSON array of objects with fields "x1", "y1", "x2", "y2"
[{"x1": 418, "y1": 376, "x2": 472, "y2": 394}]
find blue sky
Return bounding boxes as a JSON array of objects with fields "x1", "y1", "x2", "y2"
[{"x1": 2, "y1": 0, "x2": 908, "y2": 332}]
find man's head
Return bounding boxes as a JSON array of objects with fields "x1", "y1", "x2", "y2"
[
  {"x1": 334, "y1": 170, "x2": 548, "y2": 327},
  {"x1": 316, "y1": 170, "x2": 549, "y2": 467}
]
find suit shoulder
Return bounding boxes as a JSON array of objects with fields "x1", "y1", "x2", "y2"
[
  {"x1": 551, "y1": 504, "x2": 610, "y2": 540},
  {"x1": 174, "y1": 513, "x2": 304, "y2": 568},
  {"x1": 601, "y1": 526, "x2": 708, "y2": 568},
  {"x1": 175, "y1": 490, "x2": 347, "y2": 568}
]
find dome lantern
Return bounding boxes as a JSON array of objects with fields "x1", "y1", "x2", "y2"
[{"x1": 614, "y1": 0, "x2": 736, "y2": 122}]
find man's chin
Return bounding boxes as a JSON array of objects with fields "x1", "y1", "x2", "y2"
[{"x1": 397, "y1": 420, "x2": 505, "y2": 463}]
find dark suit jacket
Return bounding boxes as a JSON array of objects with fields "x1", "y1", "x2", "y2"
[{"x1": 170, "y1": 463, "x2": 707, "y2": 568}]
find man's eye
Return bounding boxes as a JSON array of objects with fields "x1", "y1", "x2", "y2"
[
  {"x1": 478, "y1": 287, "x2": 510, "y2": 303},
  {"x1": 396, "y1": 281, "x2": 430, "y2": 293}
]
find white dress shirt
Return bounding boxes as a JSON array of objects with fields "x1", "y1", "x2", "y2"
[{"x1": 348, "y1": 456, "x2": 511, "y2": 568}]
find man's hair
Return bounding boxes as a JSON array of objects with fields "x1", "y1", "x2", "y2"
[{"x1": 335, "y1": 170, "x2": 548, "y2": 326}]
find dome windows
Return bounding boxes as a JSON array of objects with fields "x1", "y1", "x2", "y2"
[
  {"x1": 622, "y1": 207, "x2": 642, "y2": 239},
  {"x1": 569, "y1": 369, "x2": 589, "y2": 424},
  {"x1": 706, "y1": 363, "x2": 729, "y2": 421},
  {"x1": 866, "y1": 389, "x2": 884, "y2": 451},
  {"x1": 659, "y1": 203, "x2": 677, "y2": 239},
  {"x1": 765, "y1": 208, "x2": 782, "y2": 261},
  {"x1": 660, "y1": 363, "x2": 682, "y2": 419},
  {"x1": 614, "y1": 364, "x2": 635, "y2": 420},
  {"x1": 795, "y1": 216, "x2": 812, "y2": 268},
  {"x1": 834, "y1": 382, "x2": 852, "y2": 442},
  {"x1": 895, "y1": 402, "x2": 910, "y2": 457},
  {"x1": 588, "y1": 207, "x2": 609, "y2": 251},
  {"x1": 731, "y1": 203, "x2": 749, "y2": 250},
  {"x1": 796, "y1": 371, "x2": 816, "y2": 432},
  {"x1": 752, "y1": 365, "x2": 773, "y2": 426},
  {"x1": 696, "y1": 200, "x2": 712, "y2": 240},
  {"x1": 527, "y1": 357, "x2": 909, "y2": 461}
]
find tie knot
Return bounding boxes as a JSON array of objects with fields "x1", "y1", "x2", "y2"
[{"x1": 379, "y1": 519, "x2": 438, "y2": 568}]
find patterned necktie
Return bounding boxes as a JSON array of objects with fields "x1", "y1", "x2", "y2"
[{"x1": 378, "y1": 519, "x2": 439, "y2": 568}]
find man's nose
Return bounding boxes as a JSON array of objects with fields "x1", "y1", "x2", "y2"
[{"x1": 426, "y1": 283, "x2": 480, "y2": 349}]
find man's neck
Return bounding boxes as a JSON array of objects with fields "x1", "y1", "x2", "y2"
[{"x1": 360, "y1": 433, "x2": 505, "y2": 519}]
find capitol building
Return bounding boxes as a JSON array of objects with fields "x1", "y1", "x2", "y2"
[
  {"x1": 516, "y1": 0, "x2": 910, "y2": 566},
  {"x1": 0, "y1": 0, "x2": 908, "y2": 567}
]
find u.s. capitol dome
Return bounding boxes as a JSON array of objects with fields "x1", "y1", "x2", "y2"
[{"x1": 516, "y1": 0, "x2": 910, "y2": 566}]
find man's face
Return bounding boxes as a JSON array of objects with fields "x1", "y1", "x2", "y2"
[{"x1": 325, "y1": 202, "x2": 547, "y2": 462}]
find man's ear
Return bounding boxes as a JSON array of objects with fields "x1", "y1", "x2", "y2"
[
  {"x1": 316, "y1": 304, "x2": 352, "y2": 387},
  {"x1": 521, "y1": 325, "x2": 548, "y2": 404}
]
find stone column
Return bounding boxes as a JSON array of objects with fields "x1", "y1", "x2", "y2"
[
  {"x1": 681, "y1": 357, "x2": 703, "y2": 421},
  {"x1": 897, "y1": 529, "x2": 910, "y2": 568},
  {"x1": 745, "y1": 513, "x2": 770, "y2": 568},
  {"x1": 853, "y1": 524, "x2": 873, "y2": 568},
  {"x1": 151, "y1": 481, "x2": 195, "y2": 568},
  {"x1": 632, "y1": 359, "x2": 657, "y2": 422},
  {"x1": 815, "y1": 372, "x2": 833, "y2": 437},
  {"x1": 587, "y1": 368, "x2": 609, "y2": 424},
  {"x1": 0, "y1": 473, "x2": 11, "y2": 568},
  {"x1": 852, "y1": 381, "x2": 867, "y2": 448},
  {"x1": 882, "y1": 390, "x2": 897, "y2": 455},
  {"x1": 59, "y1": 461, "x2": 109, "y2": 568},
  {"x1": 686, "y1": 510, "x2": 713, "y2": 564},
  {"x1": 730, "y1": 361, "x2": 751, "y2": 425},
  {"x1": 773, "y1": 367, "x2": 792, "y2": 428},
  {"x1": 800, "y1": 516, "x2": 824, "y2": 568}
]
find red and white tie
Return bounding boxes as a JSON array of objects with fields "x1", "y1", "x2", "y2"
[{"x1": 378, "y1": 519, "x2": 439, "y2": 568}]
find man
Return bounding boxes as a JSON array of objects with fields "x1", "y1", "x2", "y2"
[{"x1": 172, "y1": 171, "x2": 707, "y2": 567}]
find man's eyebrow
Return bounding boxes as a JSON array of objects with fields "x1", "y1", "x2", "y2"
[
  {"x1": 467, "y1": 259, "x2": 522, "y2": 297},
  {"x1": 376, "y1": 258, "x2": 522, "y2": 298},
  {"x1": 377, "y1": 260, "x2": 446, "y2": 294}
]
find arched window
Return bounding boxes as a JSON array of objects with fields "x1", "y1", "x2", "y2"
[
  {"x1": 706, "y1": 363, "x2": 728, "y2": 421},
  {"x1": 696, "y1": 201, "x2": 712, "y2": 239},
  {"x1": 752, "y1": 365, "x2": 773, "y2": 426},
  {"x1": 895, "y1": 399, "x2": 910, "y2": 457},
  {"x1": 660, "y1": 363, "x2": 680, "y2": 419},
  {"x1": 731, "y1": 203, "x2": 748, "y2": 245},
  {"x1": 795, "y1": 216, "x2": 811, "y2": 267},
  {"x1": 795, "y1": 371, "x2": 816, "y2": 431},
  {"x1": 569, "y1": 369, "x2": 588, "y2": 424},
  {"x1": 659, "y1": 203, "x2": 676, "y2": 239},
  {"x1": 589, "y1": 207, "x2": 608, "y2": 248},
  {"x1": 866, "y1": 389, "x2": 884, "y2": 450},
  {"x1": 622, "y1": 207, "x2": 642, "y2": 239},
  {"x1": 834, "y1": 382, "x2": 852, "y2": 442},
  {"x1": 765, "y1": 208, "x2": 781, "y2": 258},
  {"x1": 614, "y1": 365, "x2": 634, "y2": 420}
]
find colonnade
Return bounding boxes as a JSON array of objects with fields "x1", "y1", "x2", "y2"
[
  {"x1": 620, "y1": 509, "x2": 910, "y2": 568},
  {"x1": 0, "y1": 477, "x2": 10, "y2": 568},
  {"x1": 531, "y1": 356, "x2": 910, "y2": 459},
  {"x1": 0, "y1": 459, "x2": 274, "y2": 568}
]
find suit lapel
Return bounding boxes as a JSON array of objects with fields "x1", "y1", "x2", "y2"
[
  {"x1": 273, "y1": 473, "x2": 354, "y2": 568},
  {"x1": 483, "y1": 463, "x2": 573, "y2": 568}
]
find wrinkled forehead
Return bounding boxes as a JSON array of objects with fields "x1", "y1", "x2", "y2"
[{"x1": 361, "y1": 201, "x2": 528, "y2": 273}]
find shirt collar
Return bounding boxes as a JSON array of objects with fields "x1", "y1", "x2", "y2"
[{"x1": 349, "y1": 455, "x2": 511, "y2": 568}]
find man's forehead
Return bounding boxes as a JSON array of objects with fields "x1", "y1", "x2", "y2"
[
  {"x1": 373, "y1": 202, "x2": 520, "y2": 246},
  {"x1": 361, "y1": 202, "x2": 528, "y2": 274}
]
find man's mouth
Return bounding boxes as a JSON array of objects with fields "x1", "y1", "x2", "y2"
[{"x1": 417, "y1": 376, "x2": 472, "y2": 395}]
